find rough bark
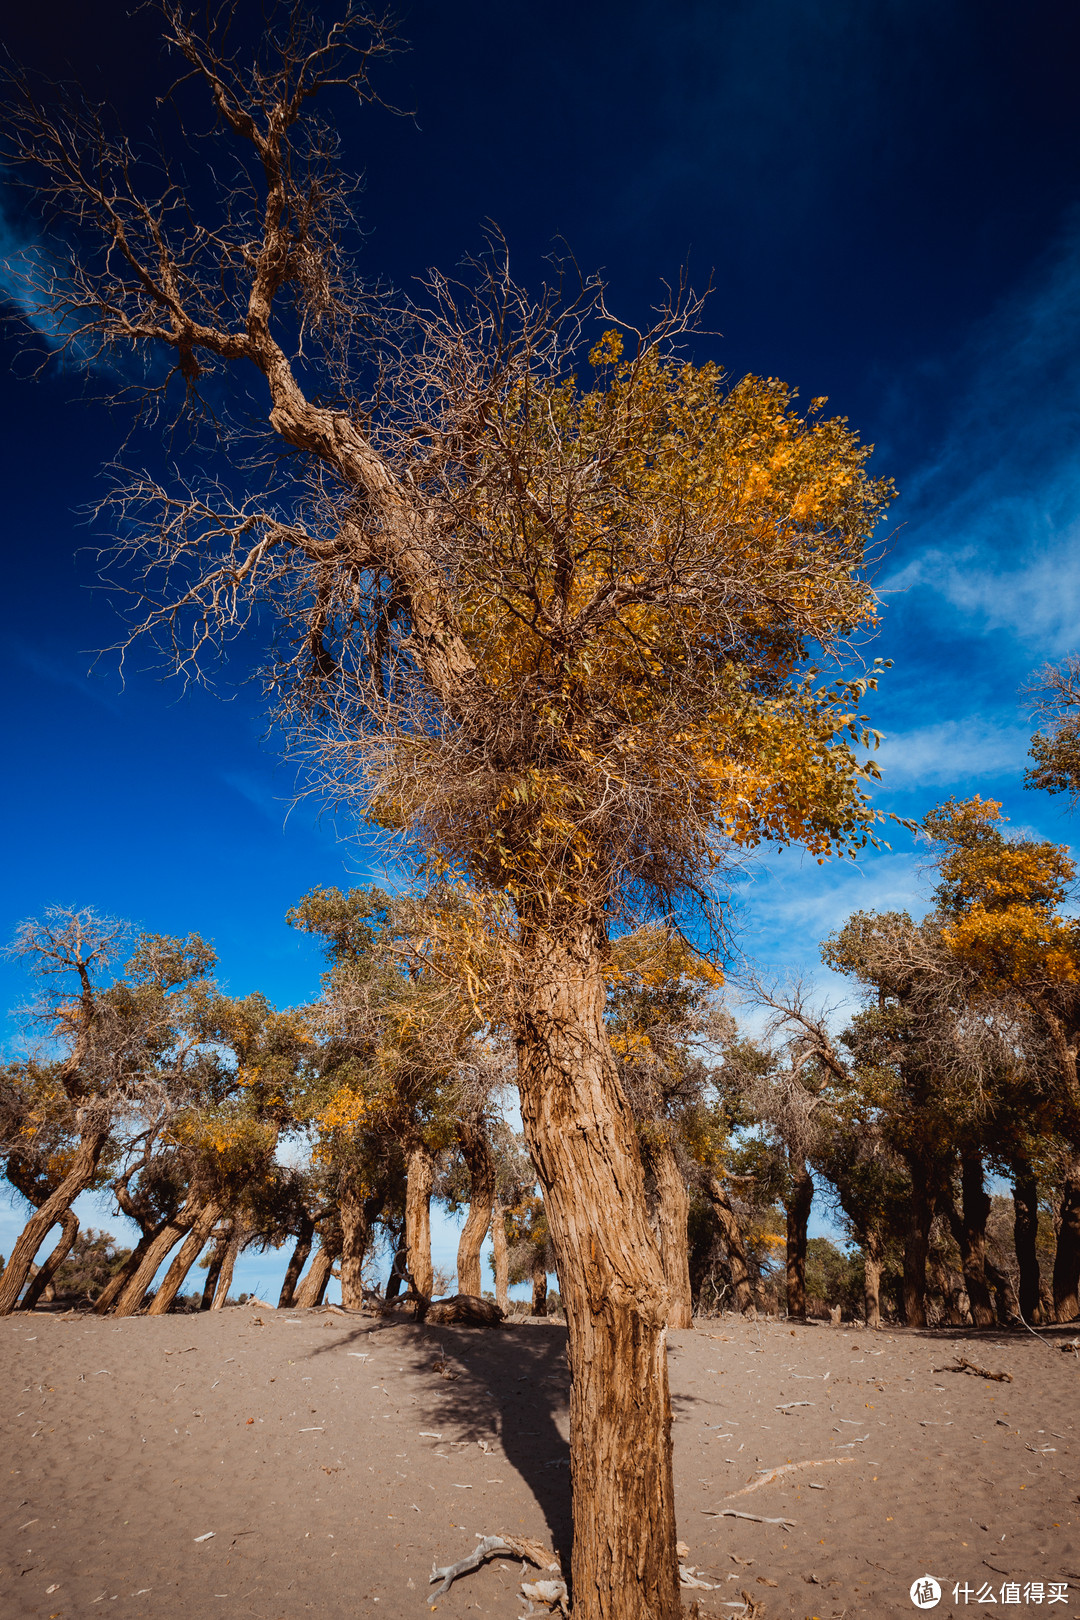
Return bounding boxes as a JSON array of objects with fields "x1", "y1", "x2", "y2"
[
  {"x1": 201, "y1": 1231, "x2": 228, "y2": 1310},
  {"x1": 491, "y1": 1197, "x2": 510, "y2": 1313},
  {"x1": 211, "y1": 1228, "x2": 241, "y2": 1310},
  {"x1": 785, "y1": 1159, "x2": 814, "y2": 1320},
  {"x1": 278, "y1": 1218, "x2": 314, "y2": 1309},
  {"x1": 702, "y1": 1173, "x2": 755, "y2": 1315},
  {"x1": 1052, "y1": 1151, "x2": 1080, "y2": 1322},
  {"x1": 341, "y1": 1187, "x2": 385, "y2": 1309},
  {"x1": 147, "y1": 1203, "x2": 220, "y2": 1316},
  {"x1": 456, "y1": 1124, "x2": 495, "y2": 1299},
  {"x1": 531, "y1": 1251, "x2": 549, "y2": 1316},
  {"x1": 902, "y1": 1179, "x2": 936, "y2": 1328},
  {"x1": 651, "y1": 1137, "x2": 693, "y2": 1329},
  {"x1": 112, "y1": 1205, "x2": 198, "y2": 1317},
  {"x1": 21, "y1": 1209, "x2": 80, "y2": 1311},
  {"x1": 1012, "y1": 1166, "x2": 1042, "y2": 1324},
  {"x1": 405, "y1": 1143, "x2": 435, "y2": 1301},
  {"x1": 95, "y1": 1219, "x2": 171, "y2": 1316},
  {"x1": 862, "y1": 1233, "x2": 882, "y2": 1329},
  {"x1": 295, "y1": 1243, "x2": 333, "y2": 1308},
  {"x1": 950, "y1": 1155, "x2": 996, "y2": 1328},
  {"x1": 384, "y1": 1228, "x2": 408, "y2": 1298},
  {"x1": 0, "y1": 1130, "x2": 108, "y2": 1315},
  {"x1": 985, "y1": 1256, "x2": 1021, "y2": 1325},
  {"x1": 514, "y1": 914, "x2": 680, "y2": 1620}
]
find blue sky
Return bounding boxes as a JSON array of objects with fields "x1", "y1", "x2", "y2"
[{"x1": 3, "y1": 0, "x2": 1080, "y2": 1274}]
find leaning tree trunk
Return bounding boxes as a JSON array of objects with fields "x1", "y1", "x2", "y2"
[
  {"x1": 147, "y1": 1203, "x2": 221, "y2": 1316},
  {"x1": 456, "y1": 1123, "x2": 495, "y2": 1298},
  {"x1": 112, "y1": 1203, "x2": 201, "y2": 1317},
  {"x1": 210, "y1": 1227, "x2": 241, "y2": 1310},
  {"x1": 405, "y1": 1143, "x2": 435, "y2": 1300},
  {"x1": 296, "y1": 1241, "x2": 333, "y2": 1308},
  {"x1": 0, "y1": 1129, "x2": 108, "y2": 1315},
  {"x1": 491, "y1": 1197, "x2": 510, "y2": 1313},
  {"x1": 531, "y1": 1250, "x2": 549, "y2": 1315},
  {"x1": 1052, "y1": 1151, "x2": 1080, "y2": 1322},
  {"x1": 949, "y1": 1155, "x2": 996, "y2": 1328},
  {"x1": 201, "y1": 1230, "x2": 228, "y2": 1310},
  {"x1": 902, "y1": 1177, "x2": 936, "y2": 1328},
  {"x1": 703, "y1": 1172, "x2": 755, "y2": 1314},
  {"x1": 340, "y1": 1187, "x2": 385, "y2": 1309},
  {"x1": 1012, "y1": 1165, "x2": 1042, "y2": 1324},
  {"x1": 785, "y1": 1158, "x2": 814, "y2": 1320},
  {"x1": 651, "y1": 1136, "x2": 693, "y2": 1329},
  {"x1": 278, "y1": 1217, "x2": 314, "y2": 1309},
  {"x1": 21, "y1": 1209, "x2": 80, "y2": 1311},
  {"x1": 95, "y1": 1218, "x2": 171, "y2": 1316},
  {"x1": 862, "y1": 1231, "x2": 883, "y2": 1328},
  {"x1": 514, "y1": 913, "x2": 680, "y2": 1620}
]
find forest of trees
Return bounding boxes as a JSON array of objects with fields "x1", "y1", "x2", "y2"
[{"x1": 4, "y1": 7, "x2": 1080, "y2": 1615}]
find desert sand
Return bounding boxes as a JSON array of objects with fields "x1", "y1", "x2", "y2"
[{"x1": 2, "y1": 1306, "x2": 1078, "y2": 1619}]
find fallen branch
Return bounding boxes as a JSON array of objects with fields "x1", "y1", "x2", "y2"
[
  {"x1": 704, "y1": 1509, "x2": 798, "y2": 1528},
  {"x1": 727, "y1": 1457, "x2": 855, "y2": 1496},
  {"x1": 428, "y1": 1531, "x2": 559, "y2": 1601},
  {"x1": 933, "y1": 1357, "x2": 1012, "y2": 1383}
]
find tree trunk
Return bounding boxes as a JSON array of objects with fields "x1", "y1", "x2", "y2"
[
  {"x1": 296, "y1": 1242, "x2": 333, "y2": 1308},
  {"x1": 514, "y1": 913, "x2": 680, "y2": 1620},
  {"x1": 278, "y1": 1218, "x2": 314, "y2": 1309},
  {"x1": 950, "y1": 1155, "x2": 996, "y2": 1328},
  {"x1": 384, "y1": 1226, "x2": 408, "y2": 1298},
  {"x1": 862, "y1": 1232, "x2": 882, "y2": 1328},
  {"x1": 1012, "y1": 1165, "x2": 1042, "y2": 1324},
  {"x1": 201, "y1": 1231, "x2": 228, "y2": 1310},
  {"x1": 491, "y1": 1197, "x2": 510, "y2": 1313},
  {"x1": 95, "y1": 1219, "x2": 171, "y2": 1316},
  {"x1": 340, "y1": 1187, "x2": 384, "y2": 1309},
  {"x1": 405, "y1": 1143, "x2": 435, "y2": 1300},
  {"x1": 147, "y1": 1203, "x2": 220, "y2": 1316},
  {"x1": 531, "y1": 1250, "x2": 548, "y2": 1315},
  {"x1": 211, "y1": 1228, "x2": 241, "y2": 1310},
  {"x1": 456, "y1": 1123, "x2": 495, "y2": 1299},
  {"x1": 785, "y1": 1159, "x2": 814, "y2": 1320},
  {"x1": 902, "y1": 1178, "x2": 935, "y2": 1328},
  {"x1": 0, "y1": 1129, "x2": 108, "y2": 1315},
  {"x1": 651, "y1": 1136, "x2": 693, "y2": 1329},
  {"x1": 21, "y1": 1209, "x2": 80, "y2": 1311},
  {"x1": 985, "y1": 1256, "x2": 1021, "y2": 1325},
  {"x1": 1052, "y1": 1151, "x2": 1080, "y2": 1322},
  {"x1": 112, "y1": 1205, "x2": 198, "y2": 1317},
  {"x1": 703, "y1": 1173, "x2": 755, "y2": 1314}
]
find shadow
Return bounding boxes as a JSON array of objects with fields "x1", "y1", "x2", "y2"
[{"x1": 302, "y1": 1312, "x2": 574, "y2": 1566}]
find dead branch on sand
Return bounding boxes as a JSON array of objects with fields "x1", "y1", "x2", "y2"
[
  {"x1": 934, "y1": 1357, "x2": 1013, "y2": 1382},
  {"x1": 726, "y1": 1457, "x2": 855, "y2": 1496},
  {"x1": 428, "y1": 1530, "x2": 561, "y2": 1602}
]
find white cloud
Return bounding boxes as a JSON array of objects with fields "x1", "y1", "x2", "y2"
[{"x1": 874, "y1": 715, "x2": 1030, "y2": 789}]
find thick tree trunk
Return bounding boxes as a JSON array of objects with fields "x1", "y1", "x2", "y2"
[
  {"x1": 902, "y1": 1179, "x2": 936, "y2": 1328},
  {"x1": 862, "y1": 1233, "x2": 882, "y2": 1328},
  {"x1": 95, "y1": 1219, "x2": 170, "y2": 1315},
  {"x1": 211, "y1": 1228, "x2": 241, "y2": 1310},
  {"x1": 456, "y1": 1124, "x2": 495, "y2": 1299},
  {"x1": 949, "y1": 1155, "x2": 996, "y2": 1328},
  {"x1": 1012, "y1": 1166, "x2": 1042, "y2": 1324},
  {"x1": 112, "y1": 1206, "x2": 198, "y2": 1317},
  {"x1": 21, "y1": 1209, "x2": 80, "y2": 1311},
  {"x1": 385, "y1": 1227, "x2": 408, "y2": 1298},
  {"x1": 514, "y1": 914, "x2": 680, "y2": 1620},
  {"x1": 147, "y1": 1203, "x2": 220, "y2": 1316},
  {"x1": 278, "y1": 1218, "x2": 314, "y2": 1309},
  {"x1": 340, "y1": 1187, "x2": 370, "y2": 1310},
  {"x1": 1052, "y1": 1152, "x2": 1080, "y2": 1322},
  {"x1": 201, "y1": 1231, "x2": 228, "y2": 1310},
  {"x1": 651, "y1": 1137, "x2": 693, "y2": 1329},
  {"x1": 531, "y1": 1250, "x2": 548, "y2": 1315},
  {"x1": 0, "y1": 1130, "x2": 108, "y2": 1315},
  {"x1": 405, "y1": 1144, "x2": 435, "y2": 1300},
  {"x1": 785, "y1": 1159, "x2": 814, "y2": 1320},
  {"x1": 296, "y1": 1243, "x2": 333, "y2": 1308},
  {"x1": 491, "y1": 1197, "x2": 510, "y2": 1313},
  {"x1": 703, "y1": 1173, "x2": 755, "y2": 1314},
  {"x1": 985, "y1": 1256, "x2": 1021, "y2": 1325}
]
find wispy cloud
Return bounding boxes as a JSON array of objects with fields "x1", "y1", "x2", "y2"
[{"x1": 874, "y1": 715, "x2": 1031, "y2": 790}]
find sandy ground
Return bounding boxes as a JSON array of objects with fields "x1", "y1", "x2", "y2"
[{"x1": 1, "y1": 1305, "x2": 1078, "y2": 1620}]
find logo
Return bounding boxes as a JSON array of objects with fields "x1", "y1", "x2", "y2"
[{"x1": 910, "y1": 1576, "x2": 942, "y2": 1609}]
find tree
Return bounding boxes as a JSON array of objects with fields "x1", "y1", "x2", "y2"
[{"x1": 4, "y1": 10, "x2": 893, "y2": 1608}]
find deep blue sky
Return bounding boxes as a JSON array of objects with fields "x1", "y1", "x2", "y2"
[{"x1": 3, "y1": 0, "x2": 1080, "y2": 1269}]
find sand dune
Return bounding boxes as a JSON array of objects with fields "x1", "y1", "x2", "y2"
[{"x1": 2, "y1": 1307, "x2": 1078, "y2": 1618}]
